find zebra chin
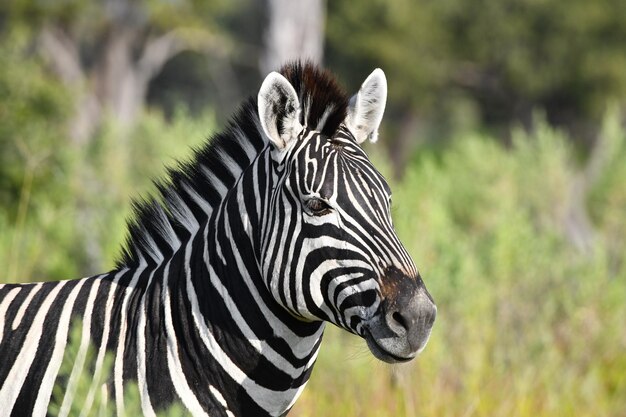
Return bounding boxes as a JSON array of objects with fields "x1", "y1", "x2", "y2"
[{"x1": 362, "y1": 287, "x2": 437, "y2": 364}]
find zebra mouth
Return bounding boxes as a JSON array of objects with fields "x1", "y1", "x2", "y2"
[{"x1": 363, "y1": 329, "x2": 415, "y2": 364}]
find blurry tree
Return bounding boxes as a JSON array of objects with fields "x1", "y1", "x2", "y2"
[
  {"x1": 0, "y1": 29, "x2": 71, "y2": 210},
  {"x1": 326, "y1": 0, "x2": 452, "y2": 176},
  {"x1": 3, "y1": 0, "x2": 239, "y2": 144},
  {"x1": 147, "y1": 1, "x2": 264, "y2": 121},
  {"x1": 1, "y1": 0, "x2": 245, "y2": 272},
  {"x1": 261, "y1": 0, "x2": 326, "y2": 74},
  {"x1": 326, "y1": 0, "x2": 626, "y2": 174}
]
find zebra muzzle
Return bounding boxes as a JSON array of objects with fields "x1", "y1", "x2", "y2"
[{"x1": 364, "y1": 274, "x2": 436, "y2": 363}]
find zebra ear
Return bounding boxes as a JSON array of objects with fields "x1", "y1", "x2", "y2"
[
  {"x1": 258, "y1": 72, "x2": 302, "y2": 150},
  {"x1": 346, "y1": 68, "x2": 387, "y2": 144}
]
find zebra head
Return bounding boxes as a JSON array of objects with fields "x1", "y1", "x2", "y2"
[{"x1": 257, "y1": 65, "x2": 436, "y2": 363}]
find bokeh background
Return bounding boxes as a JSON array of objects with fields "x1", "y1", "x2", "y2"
[{"x1": 1, "y1": 1, "x2": 626, "y2": 415}]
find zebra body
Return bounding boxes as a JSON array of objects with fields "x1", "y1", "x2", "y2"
[{"x1": 0, "y1": 63, "x2": 436, "y2": 416}]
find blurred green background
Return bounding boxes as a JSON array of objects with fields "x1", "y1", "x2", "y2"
[{"x1": 1, "y1": 0, "x2": 625, "y2": 416}]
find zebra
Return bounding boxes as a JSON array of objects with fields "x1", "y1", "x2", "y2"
[{"x1": 0, "y1": 62, "x2": 436, "y2": 416}]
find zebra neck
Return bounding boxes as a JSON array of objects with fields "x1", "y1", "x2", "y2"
[
  {"x1": 181, "y1": 182, "x2": 324, "y2": 414},
  {"x1": 204, "y1": 168, "x2": 324, "y2": 345}
]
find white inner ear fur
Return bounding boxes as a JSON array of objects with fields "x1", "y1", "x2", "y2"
[
  {"x1": 346, "y1": 68, "x2": 388, "y2": 144},
  {"x1": 258, "y1": 72, "x2": 302, "y2": 150}
]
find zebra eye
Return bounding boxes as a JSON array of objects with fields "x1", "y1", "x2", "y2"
[{"x1": 305, "y1": 198, "x2": 332, "y2": 216}]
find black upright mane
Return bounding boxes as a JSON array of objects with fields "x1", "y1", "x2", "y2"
[{"x1": 116, "y1": 61, "x2": 350, "y2": 269}]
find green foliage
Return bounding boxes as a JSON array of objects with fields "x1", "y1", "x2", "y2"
[
  {"x1": 292, "y1": 117, "x2": 626, "y2": 417},
  {"x1": 86, "y1": 108, "x2": 216, "y2": 269},
  {"x1": 588, "y1": 105, "x2": 626, "y2": 268},
  {"x1": 327, "y1": 0, "x2": 626, "y2": 131},
  {"x1": 48, "y1": 320, "x2": 187, "y2": 416},
  {"x1": 0, "y1": 32, "x2": 215, "y2": 282},
  {"x1": 2, "y1": 0, "x2": 235, "y2": 34},
  {"x1": 0, "y1": 28, "x2": 71, "y2": 211},
  {"x1": 0, "y1": 27, "x2": 77, "y2": 280}
]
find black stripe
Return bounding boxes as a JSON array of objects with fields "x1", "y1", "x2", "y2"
[{"x1": 13, "y1": 280, "x2": 79, "y2": 415}]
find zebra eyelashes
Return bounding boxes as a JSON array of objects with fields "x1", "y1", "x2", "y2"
[{"x1": 304, "y1": 197, "x2": 333, "y2": 216}]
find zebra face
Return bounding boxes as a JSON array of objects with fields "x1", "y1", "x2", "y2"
[{"x1": 258, "y1": 69, "x2": 436, "y2": 363}]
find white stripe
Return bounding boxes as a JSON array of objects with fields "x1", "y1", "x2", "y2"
[
  {"x1": 209, "y1": 385, "x2": 235, "y2": 417},
  {"x1": 216, "y1": 148, "x2": 243, "y2": 179},
  {"x1": 0, "y1": 281, "x2": 66, "y2": 413},
  {"x1": 336, "y1": 278, "x2": 379, "y2": 308},
  {"x1": 137, "y1": 225, "x2": 163, "y2": 264},
  {"x1": 251, "y1": 158, "x2": 261, "y2": 223},
  {"x1": 137, "y1": 267, "x2": 158, "y2": 417},
  {"x1": 279, "y1": 187, "x2": 303, "y2": 315},
  {"x1": 343, "y1": 166, "x2": 409, "y2": 268},
  {"x1": 222, "y1": 209, "x2": 316, "y2": 371},
  {"x1": 182, "y1": 182, "x2": 213, "y2": 217},
  {"x1": 295, "y1": 242, "x2": 369, "y2": 318},
  {"x1": 91, "y1": 271, "x2": 124, "y2": 413},
  {"x1": 232, "y1": 127, "x2": 257, "y2": 161},
  {"x1": 211, "y1": 204, "x2": 227, "y2": 265},
  {"x1": 151, "y1": 204, "x2": 180, "y2": 252},
  {"x1": 58, "y1": 276, "x2": 106, "y2": 417},
  {"x1": 186, "y1": 261, "x2": 304, "y2": 415},
  {"x1": 115, "y1": 265, "x2": 145, "y2": 416},
  {"x1": 284, "y1": 343, "x2": 323, "y2": 411},
  {"x1": 206, "y1": 242, "x2": 299, "y2": 378},
  {"x1": 200, "y1": 166, "x2": 228, "y2": 197},
  {"x1": 230, "y1": 204, "x2": 323, "y2": 359},
  {"x1": 0, "y1": 287, "x2": 21, "y2": 341},
  {"x1": 12, "y1": 282, "x2": 42, "y2": 330},
  {"x1": 163, "y1": 243, "x2": 208, "y2": 416},
  {"x1": 315, "y1": 105, "x2": 335, "y2": 131},
  {"x1": 33, "y1": 279, "x2": 88, "y2": 417},
  {"x1": 166, "y1": 190, "x2": 199, "y2": 234}
]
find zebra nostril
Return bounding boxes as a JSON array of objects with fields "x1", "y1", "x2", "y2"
[{"x1": 390, "y1": 311, "x2": 409, "y2": 332}]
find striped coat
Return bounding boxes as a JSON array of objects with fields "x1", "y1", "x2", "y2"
[{"x1": 0, "y1": 62, "x2": 436, "y2": 416}]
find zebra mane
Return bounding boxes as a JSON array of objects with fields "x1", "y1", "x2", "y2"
[{"x1": 116, "y1": 61, "x2": 350, "y2": 268}]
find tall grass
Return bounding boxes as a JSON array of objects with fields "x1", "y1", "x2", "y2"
[{"x1": 48, "y1": 321, "x2": 187, "y2": 416}]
